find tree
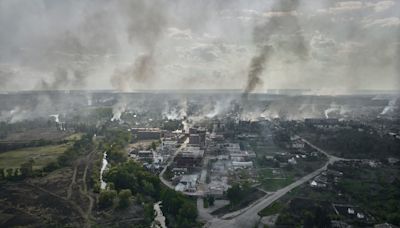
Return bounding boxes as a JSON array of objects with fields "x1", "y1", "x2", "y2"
[
  {"x1": 206, "y1": 195, "x2": 215, "y2": 207},
  {"x1": 0, "y1": 168, "x2": 4, "y2": 180},
  {"x1": 118, "y1": 189, "x2": 132, "y2": 209},
  {"x1": 6, "y1": 168, "x2": 13, "y2": 178},
  {"x1": 20, "y1": 159, "x2": 34, "y2": 177},
  {"x1": 227, "y1": 184, "x2": 242, "y2": 204},
  {"x1": 151, "y1": 141, "x2": 157, "y2": 150},
  {"x1": 98, "y1": 190, "x2": 117, "y2": 209},
  {"x1": 303, "y1": 211, "x2": 314, "y2": 228},
  {"x1": 314, "y1": 207, "x2": 331, "y2": 228},
  {"x1": 143, "y1": 202, "x2": 155, "y2": 226},
  {"x1": 177, "y1": 201, "x2": 198, "y2": 227},
  {"x1": 143, "y1": 180, "x2": 155, "y2": 197}
]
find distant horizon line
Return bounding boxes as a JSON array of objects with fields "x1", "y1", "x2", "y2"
[{"x1": 0, "y1": 88, "x2": 399, "y2": 95}]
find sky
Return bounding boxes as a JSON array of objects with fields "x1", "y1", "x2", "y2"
[{"x1": 0, "y1": 0, "x2": 399, "y2": 93}]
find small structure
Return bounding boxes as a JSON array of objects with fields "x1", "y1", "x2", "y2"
[
  {"x1": 232, "y1": 161, "x2": 253, "y2": 170},
  {"x1": 137, "y1": 150, "x2": 154, "y2": 163},
  {"x1": 175, "y1": 174, "x2": 198, "y2": 192},
  {"x1": 288, "y1": 157, "x2": 297, "y2": 165}
]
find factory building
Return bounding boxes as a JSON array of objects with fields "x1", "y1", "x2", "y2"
[
  {"x1": 131, "y1": 128, "x2": 161, "y2": 140},
  {"x1": 174, "y1": 146, "x2": 204, "y2": 168}
]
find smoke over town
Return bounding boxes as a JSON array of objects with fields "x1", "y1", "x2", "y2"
[{"x1": 0, "y1": 0, "x2": 399, "y2": 92}]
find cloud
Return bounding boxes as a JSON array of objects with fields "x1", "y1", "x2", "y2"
[
  {"x1": 167, "y1": 27, "x2": 193, "y2": 40},
  {"x1": 367, "y1": 1, "x2": 395, "y2": 13},
  {"x1": 364, "y1": 17, "x2": 400, "y2": 28},
  {"x1": 318, "y1": 1, "x2": 365, "y2": 14}
]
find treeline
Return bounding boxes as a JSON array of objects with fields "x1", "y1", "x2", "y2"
[
  {"x1": 102, "y1": 129, "x2": 132, "y2": 164},
  {"x1": 0, "y1": 139, "x2": 67, "y2": 153},
  {"x1": 90, "y1": 129, "x2": 132, "y2": 193},
  {"x1": 0, "y1": 119, "x2": 54, "y2": 139}
]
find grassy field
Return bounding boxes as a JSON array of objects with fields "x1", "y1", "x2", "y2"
[
  {"x1": 0, "y1": 144, "x2": 70, "y2": 169},
  {"x1": 259, "y1": 177, "x2": 294, "y2": 191},
  {"x1": 258, "y1": 201, "x2": 285, "y2": 217}
]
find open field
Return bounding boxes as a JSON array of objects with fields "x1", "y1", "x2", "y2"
[
  {"x1": 1, "y1": 128, "x2": 71, "y2": 142},
  {"x1": 0, "y1": 143, "x2": 70, "y2": 169}
]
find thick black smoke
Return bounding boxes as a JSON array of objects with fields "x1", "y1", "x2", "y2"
[
  {"x1": 243, "y1": 0, "x2": 308, "y2": 99},
  {"x1": 111, "y1": 54, "x2": 155, "y2": 91},
  {"x1": 242, "y1": 45, "x2": 272, "y2": 100}
]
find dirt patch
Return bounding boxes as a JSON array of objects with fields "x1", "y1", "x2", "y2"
[{"x1": 0, "y1": 181, "x2": 85, "y2": 227}]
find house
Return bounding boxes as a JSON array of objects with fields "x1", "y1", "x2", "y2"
[
  {"x1": 175, "y1": 175, "x2": 198, "y2": 192},
  {"x1": 288, "y1": 157, "x2": 297, "y2": 165}
]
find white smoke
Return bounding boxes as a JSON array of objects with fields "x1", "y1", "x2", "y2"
[
  {"x1": 205, "y1": 99, "x2": 233, "y2": 118},
  {"x1": 111, "y1": 102, "x2": 126, "y2": 122},
  {"x1": 162, "y1": 99, "x2": 187, "y2": 120},
  {"x1": 324, "y1": 102, "x2": 340, "y2": 119},
  {"x1": 49, "y1": 114, "x2": 60, "y2": 123},
  {"x1": 380, "y1": 97, "x2": 398, "y2": 115}
]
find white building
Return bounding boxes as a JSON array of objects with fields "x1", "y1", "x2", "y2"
[
  {"x1": 175, "y1": 174, "x2": 198, "y2": 192},
  {"x1": 232, "y1": 161, "x2": 253, "y2": 169}
]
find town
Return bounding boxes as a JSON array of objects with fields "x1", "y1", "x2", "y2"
[{"x1": 1, "y1": 91, "x2": 398, "y2": 228}]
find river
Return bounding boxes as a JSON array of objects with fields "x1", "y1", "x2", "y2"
[
  {"x1": 100, "y1": 151, "x2": 108, "y2": 190},
  {"x1": 152, "y1": 201, "x2": 167, "y2": 228}
]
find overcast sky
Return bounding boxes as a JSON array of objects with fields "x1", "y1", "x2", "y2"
[{"x1": 0, "y1": 0, "x2": 399, "y2": 93}]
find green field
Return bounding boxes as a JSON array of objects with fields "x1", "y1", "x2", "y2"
[
  {"x1": 259, "y1": 178, "x2": 294, "y2": 191},
  {"x1": 258, "y1": 201, "x2": 285, "y2": 217},
  {"x1": 0, "y1": 144, "x2": 70, "y2": 169}
]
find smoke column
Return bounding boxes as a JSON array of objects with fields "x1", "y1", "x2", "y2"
[
  {"x1": 111, "y1": 0, "x2": 167, "y2": 91},
  {"x1": 242, "y1": 0, "x2": 307, "y2": 100},
  {"x1": 242, "y1": 45, "x2": 272, "y2": 100}
]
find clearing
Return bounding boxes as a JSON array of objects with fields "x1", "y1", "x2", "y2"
[{"x1": 0, "y1": 143, "x2": 70, "y2": 169}]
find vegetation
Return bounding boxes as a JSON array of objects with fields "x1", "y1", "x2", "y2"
[
  {"x1": 275, "y1": 198, "x2": 332, "y2": 227},
  {"x1": 226, "y1": 183, "x2": 252, "y2": 205},
  {"x1": 204, "y1": 195, "x2": 215, "y2": 208},
  {"x1": 101, "y1": 129, "x2": 131, "y2": 164},
  {"x1": 56, "y1": 134, "x2": 94, "y2": 167},
  {"x1": 118, "y1": 189, "x2": 133, "y2": 209},
  {"x1": 258, "y1": 202, "x2": 285, "y2": 217},
  {"x1": 211, "y1": 183, "x2": 265, "y2": 216},
  {"x1": 162, "y1": 119, "x2": 182, "y2": 131},
  {"x1": 104, "y1": 160, "x2": 199, "y2": 228},
  {"x1": 160, "y1": 188, "x2": 199, "y2": 228},
  {"x1": 99, "y1": 190, "x2": 117, "y2": 209},
  {"x1": 334, "y1": 164, "x2": 400, "y2": 225},
  {"x1": 0, "y1": 143, "x2": 70, "y2": 170},
  {"x1": 304, "y1": 126, "x2": 400, "y2": 159}
]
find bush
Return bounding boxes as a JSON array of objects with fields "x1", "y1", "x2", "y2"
[
  {"x1": 118, "y1": 189, "x2": 132, "y2": 209},
  {"x1": 99, "y1": 190, "x2": 117, "y2": 209}
]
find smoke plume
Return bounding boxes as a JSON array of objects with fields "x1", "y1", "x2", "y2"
[
  {"x1": 243, "y1": 0, "x2": 307, "y2": 99},
  {"x1": 110, "y1": 0, "x2": 167, "y2": 91},
  {"x1": 242, "y1": 45, "x2": 272, "y2": 100}
]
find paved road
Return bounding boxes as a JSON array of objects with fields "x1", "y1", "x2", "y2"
[
  {"x1": 159, "y1": 138, "x2": 188, "y2": 190},
  {"x1": 205, "y1": 138, "x2": 344, "y2": 228}
]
